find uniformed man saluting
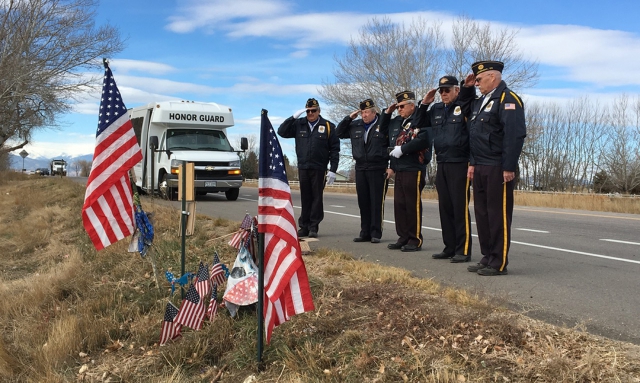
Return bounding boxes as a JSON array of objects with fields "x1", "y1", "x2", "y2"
[
  {"x1": 458, "y1": 61, "x2": 526, "y2": 276},
  {"x1": 414, "y1": 76, "x2": 473, "y2": 263},
  {"x1": 336, "y1": 99, "x2": 389, "y2": 243},
  {"x1": 381, "y1": 91, "x2": 431, "y2": 252},
  {"x1": 278, "y1": 98, "x2": 340, "y2": 238}
]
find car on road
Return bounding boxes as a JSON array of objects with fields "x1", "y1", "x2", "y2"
[{"x1": 35, "y1": 168, "x2": 50, "y2": 176}]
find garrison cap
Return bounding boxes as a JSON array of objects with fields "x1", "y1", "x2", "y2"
[
  {"x1": 438, "y1": 75, "x2": 459, "y2": 88},
  {"x1": 305, "y1": 98, "x2": 320, "y2": 109},
  {"x1": 359, "y1": 98, "x2": 376, "y2": 110},
  {"x1": 472, "y1": 60, "x2": 504, "y2": 76},
  {"x1": 395, "y1": 91, "x2": 415, "y2": 104}
]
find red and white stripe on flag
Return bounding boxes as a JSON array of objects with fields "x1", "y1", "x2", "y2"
[
  {"x1": 173, "y1": 284, "x2": 206, "y2": 330},
  {"x1": 258, "y1": 177, "x2": 315, "y2": 343},
  {"x1": 228, "y1": 229, "x2": 249, "y2": 249},
  {"x1": 82, "y1": 63, "x2": 142, "y2": 251}
]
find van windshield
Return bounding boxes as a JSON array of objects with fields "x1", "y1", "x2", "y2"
[{"x1": 166, "y1": 129, "x2": 233, "y2": 151}]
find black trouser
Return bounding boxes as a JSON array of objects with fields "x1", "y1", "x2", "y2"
[
  {"x1": 298, "y1": 169, "x2": 325, "y2": 232},
  {"x1": 436, "y1": 162, "x2": 472, "y2": 256},
  {"x1": 472, "y1": 165, "x2": 514, "y2": 271},
  {"x1": 355, "y1": 169, "x2": 389, "y2": 239},
  {"x1": 393, "y1": 170, "x2": 425, "y2": 247}
]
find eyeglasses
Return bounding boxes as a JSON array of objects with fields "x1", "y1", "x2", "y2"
[
  {"x1": 438, "y1": 88, "x2": 453, "y2": 94},
  {"x1": 475, "y1": 75, "x2": 487, "y2": 83},
  {"x1": 306, "y1": 109, "x2": 318, "y2": 113},
  {"x1": 397, "y1": 104, "x2": 408, "y2": 109}
]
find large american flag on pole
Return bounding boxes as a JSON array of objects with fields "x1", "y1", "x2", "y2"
[
  {"x1": 82, "y1": 60, "x2": 143, "y2": 250},
  {"x1": 258, "y1": 109, "x2": 314, "y2": 343}
]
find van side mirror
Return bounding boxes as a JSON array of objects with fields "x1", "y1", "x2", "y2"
[
  {"x1": 149, "y1": 136, "x2": 158, "y2": 150},
  {"x1": 241, "y1": 137, "x2": 248, "y2": 151}
]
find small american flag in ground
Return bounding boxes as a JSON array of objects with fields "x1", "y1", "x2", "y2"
[
  {"x1": 207, "y1": 284, "x2": 218, "y2": 320},
  {"x1": 194, "y1": 261, "x2": 211, "y2": 299},
  {"x1": 210, "y1": 252, "x2": 226, "y2": 286},
  {"x1": 228, "y1": 214, "x2": 254, "y2": 249},
  {"x1": 159, "y1": 302, "x2": 182, "y2": 346},
  {"x1": 82, "y1": 60, "x2": 143, "y2": 250},
  {"x1": 258, "y1": 110, "x2": 314, "y2": 343},
  {"x1": 173, "y1": 284, "x2": 205, "y2": 330}
]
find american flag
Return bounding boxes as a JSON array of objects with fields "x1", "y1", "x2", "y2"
[
  {"x1": 194, "y1": 261, "x2": 211, "y2": 299},
  {"x1": 210, "y1": 252, "x2": 226, "y2": 286},
  {"x1": 207, "y1": 284, "x2": 219, "y2": 320},
  {"x1": 228, "y1": 214, "x2": 253, "y2": 249},
  {"x1": 82, "y1": 61, "x2": 143, "y2": 250},
  {"x1": 159, "y1": 302, "x2": 182, "y2": 346},
  {"x1": 173, "y1": 284, "x2": 205, "y2": 330},
  {"x1": 258, "y1": 110, "x2": 314, "y2": 343}
]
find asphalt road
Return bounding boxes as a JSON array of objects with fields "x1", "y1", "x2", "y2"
[{"x1": 72, "y1": 177, "x2": 640, "y2": 344}]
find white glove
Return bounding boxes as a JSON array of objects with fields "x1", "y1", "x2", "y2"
[
  {"x1": 389, "y1": 145, "x2": 403, "y2": 158},
  {"x1": 326, "y1": 171, "x2": 336, "y2": 185},
  {"x1": 293, "y1": 108, "x2": 306, "y2": 119}
]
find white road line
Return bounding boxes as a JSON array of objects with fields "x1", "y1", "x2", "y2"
[
  {"x1": 330, "y1": 205, "x2": 346, "y2": 208},
  {"x1": 323, "y1": 210, "x2": 640, "y2": 266},
  {"x1": 515, "y1": 228, "x2": 549, "y2": 233},
  {"x1": 600, "y1": 239, "x2": 640, "y2": 246}
]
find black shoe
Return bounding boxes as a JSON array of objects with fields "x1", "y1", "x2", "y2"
[
  {"x1": 432, "y1": 252, "x2": 454, "y2": 259},
  {"x1": 297, "y1": 228, "x2": 309, "y2": 237},
  {"x1": 477, "y1": 266, "x2": 508, "y2": 276},
  {"x1": 387, "y1": 242, "x2": 404, "y2": 250},
  {"x1": 309, "y1": 231, "x2": 318, "y2": 238},
  {"x1": 401, "y1": 244, "x2": 421, "y2": 252},
  {"x1": 353, "y1": 237, "x2": 371, "y2": 242},
  {"x1": 467, "y1": 263, "x2": 487, "y2": 272},
  {"x1": 450, "y1": 255, "x2": 470, "y2": 263},
  {"x1": 370, "y1": 238, "x2": 381, "y2": 244}
]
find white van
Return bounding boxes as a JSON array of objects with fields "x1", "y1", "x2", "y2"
[{"x1": 129, "y1": 100, "x2": 248, "y2": 200}]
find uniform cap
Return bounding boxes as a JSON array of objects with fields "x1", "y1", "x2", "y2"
[
  {"x1": 305, "y1": 98, "x2": 320, "y2": 109},
  {"x1": 359, "y1": 98, "x2": 376, "y2": 110},
  {"x1": 471, "y1": 60, "x2": 504, "y2": 76},
  {"x1": 395, "y1": 91, "x2": 415, "y2": 104},
  {"x1": 438, "y1": 75, "x2": 459, "y2": 88}
]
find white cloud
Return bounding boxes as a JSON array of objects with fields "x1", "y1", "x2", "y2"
[
  {"x1": 165, "y1": 4, "x2": 640, "y2": 89},
  {"x1": 109, "y1": 59, "x2": 177, "y2": 75}
]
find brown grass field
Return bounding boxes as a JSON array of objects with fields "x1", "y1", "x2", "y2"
[{"x1": 1, "y1": 172, "x2": 639, "y2": 382}]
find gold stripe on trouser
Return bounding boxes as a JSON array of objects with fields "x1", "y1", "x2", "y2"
[
  {"x1": 380, "y1": 177, "x2": 388, "y2": 230},
  {"x1": 500, "y1": 182, "x2": 508, "y2": 271},
  {"x1": 415, "y1": 171, "x2": 422, "y2": 247},
  {"x1": 463, "y1": 173, "x2": 471, "y2": 255}
]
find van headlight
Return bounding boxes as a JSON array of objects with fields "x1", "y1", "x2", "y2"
[
  {"x1": 171, "y1": 159, "x2": 182, "y2": 174},
  {"x1": 229, "y1": 160, "x2": 240, "y2": 168}
]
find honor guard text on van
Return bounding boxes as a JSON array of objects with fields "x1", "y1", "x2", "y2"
[{"x1": 168, "y1": 113, "x2": 225, "y2": 123}]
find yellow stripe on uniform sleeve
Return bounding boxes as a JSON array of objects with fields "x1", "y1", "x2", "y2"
[{"x1": 509, "y1": 92, "x2": 523, "y2": 108}]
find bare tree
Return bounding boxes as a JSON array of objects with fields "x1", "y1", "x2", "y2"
[
  {"x1": 319, "y1": 17, "x2": 445, "y2": 121},
  {"x1": 446, "y1": 15, "x2": 539, "y2": 91},
  {"x1": 601, "y1": 95, "x2": 640, "y2": 193},
  {"x1": 321, "y1": 15, "x2": 539, "y2": 168},
  {"x1": 77, "y1": 159, "x2": 91, "y2": 177},
  {"x1": 0, "y1": 0, "x2": 123, "y2": 155}
]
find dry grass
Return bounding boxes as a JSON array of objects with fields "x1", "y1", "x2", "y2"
[{"x1": 0, "y1": 172, "x2": 639, "y2": 382}]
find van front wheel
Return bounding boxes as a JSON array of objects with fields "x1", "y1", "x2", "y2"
[{"x1": 225, "y1": 188, "x2": 239, "y2": 201}]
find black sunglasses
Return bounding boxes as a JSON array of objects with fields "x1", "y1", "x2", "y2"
[
  {"x1": 438, "y1": 87, "x2": 453, "y2": 94},
  {"x1": 306, "y1": 109, "x2": 318, "y2": 113}
]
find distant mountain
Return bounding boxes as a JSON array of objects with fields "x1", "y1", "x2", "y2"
[{"x1": 9, "y1": 153, "x2": 93, "y2": 175}]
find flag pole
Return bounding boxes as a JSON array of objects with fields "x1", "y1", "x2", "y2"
[
  {"x1": 257, "y1": 231, "x2": 265, "y2": 369},
  {"x1": 180, "y1": 161, "x2": 187, "y2": 299}
]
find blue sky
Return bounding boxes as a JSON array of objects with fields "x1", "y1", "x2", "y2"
[{"x1": 18, "y1": 0, "x2": 640, "y2": 161}]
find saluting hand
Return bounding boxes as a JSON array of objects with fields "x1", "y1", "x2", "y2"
[
  {"x1": 422, "y1": 89, "x2": 437, "y2": 105},
  {"x1": 386, "y1": 103, "x2": 398, "y2": 114},
  {"x1": 464, "y1": 73, "x2": 475, "y2": 87},
  {"x1": 349, "y1": 110, "x2": 360, "y2": 119}
]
